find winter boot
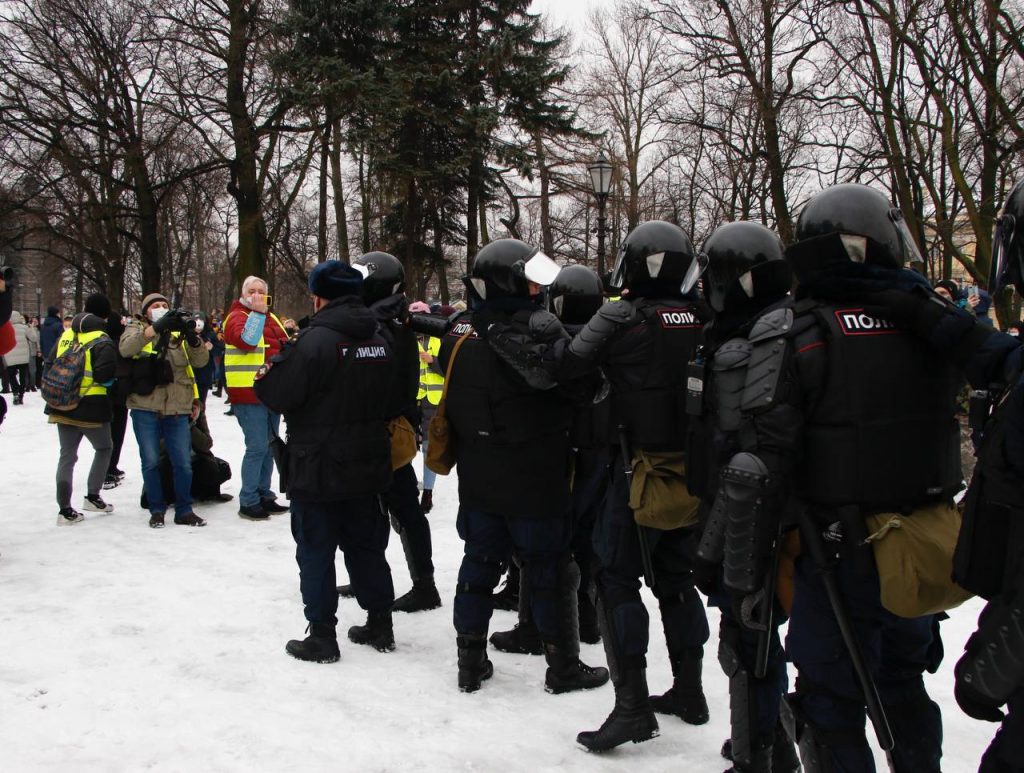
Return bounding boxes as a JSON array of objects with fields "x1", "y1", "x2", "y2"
[
  {"x1": 490, "y1": 563, "x2": 542, "y2": 654},
  {"x1": 347, "y1": 609, "x2": 395, "y2": 652},
  {"x1": 392, "y1": 580, "x2": 442, "y2": 613},
  {"x1": 576, "y1": 668, "x2": 659, "y2": 751},
  {"x1": 337, "y1": 584, "x2": 355, "y2": 598},
  {"x1": 578, "y1": 589, "x2": 601, "y2": 644},
  {"x1": 490, "y1": 620, "x2": 544, "y2": 655},
  {"x1": 457, "y1": 634, "x2": 494, "y2": 693},
  {"x1": 650, "y1": 652, "x2": 710, "y2": 724},
  {"x1": 286, "y1": 622, "x2": 340, "y2": 663},
  {"x1": 543, "y1": 642, "x2": 610, "y2": 694},
  {"x1": 723, "y1": 743, "x2": 774, "y2": 773},
  {"x1": 419, "y1": 489, "x2": 433, "y2": 514},
  {"x1": 174, "y1": 511, "x2": 207, "y2": 527},
  {"x1": 149, "y1": 511, "x2": 165, "y2": 529}
]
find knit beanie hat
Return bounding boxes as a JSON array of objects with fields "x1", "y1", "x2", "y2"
[
  {"x1": 141, "y1": 292, "x2": 170, "y2": 315},
  {"x1": 84, "y1": 292, "x2": 112, "y2": 319},
  {"x1": 308, "y1": 261, "x2": 363, "y2": 300}
]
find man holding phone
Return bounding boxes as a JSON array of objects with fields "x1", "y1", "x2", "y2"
[{"x1": 224, "y1": 275, "x2": 291, "y2": 520}]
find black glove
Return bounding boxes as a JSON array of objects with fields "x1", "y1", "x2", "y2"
[
  {"x1": 185, "y1": 329, "x2": 202, "y2": 347},
  {"x1": 151, "y1": 311, "x2": 178, "y2": 334},
  {"x1": 954, "y1": 653, "x2": 1006, "y2": 722}
]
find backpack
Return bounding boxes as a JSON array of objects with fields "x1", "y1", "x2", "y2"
[{"x1": 42, "y1": 333, "x2": 104, "y2": 411}]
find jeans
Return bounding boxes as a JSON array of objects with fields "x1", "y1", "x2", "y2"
[
  {"x1": 131, "y1": 410, "x2": 193, "y2": 516},
  {"x1": 232, "y1": 402, "x2": 280, "y2": 507}
]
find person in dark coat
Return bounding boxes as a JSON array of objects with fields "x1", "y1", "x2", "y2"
[
  {"x1": 254, "y1": 260, "x2": 398, "y2": 663},
  {"x1": 39, "y1": 305, "x2": 63, "y2": 362}
]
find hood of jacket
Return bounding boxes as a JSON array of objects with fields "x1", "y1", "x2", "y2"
[
  {"x1": 311, "y1": 295, "x2": 379, "y2": 340},
  {"x1": 72, "y1": 312, "x2": 107, "y2": 335}
]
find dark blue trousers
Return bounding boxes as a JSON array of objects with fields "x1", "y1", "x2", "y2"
[
  {"x1": 710, "y1": 588, "x2": 789, "y2": 749},
  {"x1": 592, "y1": 464, "x2": 709, "y2": 669},
  {"x1": 786, "y1": 552, "x2": 942, "y2": 772},
  {"x1": 290, "y1": 497, "x2": 394, "y2": 627},
  {"x1": 386, "y1": 462, "x2": 434, "y2": 580},
  {"x1": 453, "y1": 507, "x2": 570, "y2": 639}
]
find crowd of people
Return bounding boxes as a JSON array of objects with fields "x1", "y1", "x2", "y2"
[{"x1": 2, "y1": 179, "x2": 1024, "y2": 772}]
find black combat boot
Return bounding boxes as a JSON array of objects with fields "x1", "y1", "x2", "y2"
[
  {"x1": 490, "y1": 564, "x2": 543, "y2": 654},
  {"x1": 286, "y1": 623, "x2": 340, "y2": 663},
  {"x1": 347, "y1": 609, "x2": 395, "y2": 652},
  {"x1": 576, "y1": 668, "x2": 659, "y2": 751},
  {"x1": 490, "y1": 620, "x2": 544, "y2": 655},
  {"x1": 543, "y1": 642, "x2": 610, "y2": 694},
  {"x1": 650, "y1": 652, "x2": 710, "y2": 724},
  {"x1": 457, "y1": 634, "x2": 494, "y2": 692},
  {"x1": 723, "y1": 743, "x2": 774, "y2": 773},
  {"x1": 392, "y1": 579, "x2": 442, "y2": 613},
  {"x1": 722, "y1": 720, "x2": 800, "y2": 772}
]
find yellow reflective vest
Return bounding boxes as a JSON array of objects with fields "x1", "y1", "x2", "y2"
[
  {"x1": 223, "y1": 310, "x2": 286, "y2": 389},
  {"x1": 55, "y1": 328, "x2": 108, "y2": 398},
  {"x1": 419, "y1": 336, "x2": 444, "y2": 406}
]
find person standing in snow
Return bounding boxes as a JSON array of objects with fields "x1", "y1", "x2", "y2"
[
  {"x1": 119, "y1": 292, "x2": 209, "y2": 529},
  {"x1": 47, "y1": 298, "x2": 117, "y2": 525},
  {"x1": 254, "y1": 260, "x2": 397, "y2": 663},
  {"x1": 222, "y1": 275, "x2": 290, "y2": 521}
]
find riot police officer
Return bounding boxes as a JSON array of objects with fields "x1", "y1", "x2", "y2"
[
  {"x1": 865, "y1": 180, "x2": 1024, "y2": 772},
  {"x1": 254, "y1": 260, "x2": 396, "y2": 663},
  {"x1": 692, "y1": 222, "x2": 800, "y2": 772},
  {"x1": 353, "y1": 252, "x2": 442, "y2": 616},
  {"x1": 437, "y1": 238, "x2": 609, "y2": 695},
  {"x1": 737, "y1": 184, "x2": 960, "y2": 772},
  {"x1": 489, "y1": 264, "x2": 609, "y2": 655},
  {"x1": 487, "y1": 221, "x2": 713, "y2": 752}
]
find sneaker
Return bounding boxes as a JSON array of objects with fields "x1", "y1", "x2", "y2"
[
  {"x1": 102, "y1": 474, "x2": 121, "y2": 490},
  {"x1": 83, "y1": 494, "x2": 114, "y2": 513},
  {"x1": 57, "y1": 507, "x2": 85, "y2": 525},
  {"x1": 149, "y1": 512, "x2": 165, "y2": 529},
  {"x1": 174, "y1": 512, "x2": 207, "y2": 527},
  {"x1": 261, "y1": 497, "x2": 289, "y2": 514},
  {"x1": 239, "y1": 503, "x2": 270, "y2": 520},
  {"x1": 112, "y1": 468, "x2": 126, "y2": 481}
]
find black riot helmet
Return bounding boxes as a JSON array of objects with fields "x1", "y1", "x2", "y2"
[
  {"x1": 789, "y1": 184, "x2": 922, "y2": 277},
  {"x1": 702, "y1": 222, "x2": 791, "y2": 313},
  {"x1": 549, "y1": 264, "x2": 604, "y2": 325},
  {"x1": 991, "y1": 180, "x2": 1024, "y2": 295},
  {"x1": 610, "y1": 220, "x2": 707, "y2": 297},
  {"x1": 353, "y1": 251, "x2": 405, "y2": 304},
  {"x1": 463, "y1": 238, "x2": 560, "y2": 302}
]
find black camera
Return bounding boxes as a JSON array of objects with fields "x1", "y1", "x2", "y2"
[
  {"x1": 170, "y1": 308, "x2": 197, "y2": 331},
  {"x1": 0, "y1": 265, "x2": 14, "y2": 284}
]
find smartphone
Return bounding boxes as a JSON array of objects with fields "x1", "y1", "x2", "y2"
[{"x1": 967, "y1": 285, "x2": 978, "y2": 297}]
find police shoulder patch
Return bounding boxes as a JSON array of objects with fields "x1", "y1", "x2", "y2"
[
  {"x1": 656, "y1": 308, "x2": 701, "y2": 329},
  {"x1": 833, "y1": 308, "x2": 899, "y2": 336}
]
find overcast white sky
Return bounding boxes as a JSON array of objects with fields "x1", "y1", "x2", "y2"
[{"x1": 530, "y1": 0, "x2": 615, "y2": 30}]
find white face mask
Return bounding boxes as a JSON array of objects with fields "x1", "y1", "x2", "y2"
[
  {"x1": 193, "y1": 319, "x2": 205, "y2": 333},
  {"x1": 150, "y1": 307, "x2": 168, "y2": 323}
]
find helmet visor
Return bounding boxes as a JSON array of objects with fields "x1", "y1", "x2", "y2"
[
  {"x1": 609, "y1": 244, "x2": 628, "y2": 290},
  {"x1": 888, "y1": 209, "x2": 923, "y2": 265},
  {"x1": 680, "y1": 251, "x2": 709, "y2": 295},
  {"x1": 522, "y1": 250, "x2": 561, "y2": 287},
  {"x1": 991, "y1": 214, "x2": 1018, "y2": 292}
]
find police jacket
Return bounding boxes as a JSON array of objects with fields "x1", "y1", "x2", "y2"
[
  {"x1": 560, "y1": 296, "x2": 705, "y2": 453},
  {"x1": 253, "y1": 295, "x2": 394, "y2": 501},
  {"x1": 740, "y1": 266, "x2": 962, "y2": 520},
  {"x1": 44, "y1": 312, "x2": 116, "y2": 425},
  {"x1": 368, "y1": 293, "x2": 420, "y2": 425},
  {"x1": 438, "y1": 302, "x2": 574, "y2": 519}
]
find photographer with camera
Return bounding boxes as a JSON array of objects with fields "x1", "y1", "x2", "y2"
[{"x1": 119, "y1": 292, "x2": 209, "y2": 529}]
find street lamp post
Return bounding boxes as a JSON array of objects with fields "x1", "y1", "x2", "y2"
[
  {"x1": 36, "y1": 286, "x2": 41, "y2": 320},
  {"x1": 588, "y1": 152, "x2": 613, "y2": 278}
]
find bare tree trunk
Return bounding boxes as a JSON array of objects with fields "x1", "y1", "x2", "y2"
[
  {"x1": 318, "y1": 119, "x2": 329, "y2": 263},
  {"x1": 330, "y1": 115, "x2": 349, "y2": 261}
]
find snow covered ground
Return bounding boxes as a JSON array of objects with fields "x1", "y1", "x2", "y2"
[{"x1": 0, "y1": 390, "x2": 993, "y2": 771}]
